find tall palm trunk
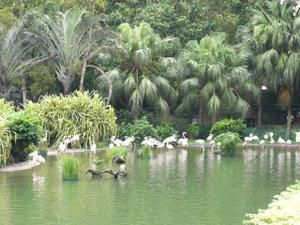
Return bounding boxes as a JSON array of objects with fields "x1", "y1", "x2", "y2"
[
  {"x1": 21, "y1": 76, "x2": 27, "y2": 107},
  {"x1": 198, "y1": 98, "x2": 204, "y2": 123},
  {"x1": 285, "y1": 103, "x2": 292, "y2": 139},
  {"x1": 212, "y1": 112, "x2": 217, "y2": 124},
  {"x1": 63, "y1": 82, "x2": 71, "y2": 95},
  {"x1": 257, "y1": 93, "x2": 262, "y2": 127},
  {"x1": 79, "y1": 60, "x2": 87, "y2": 92}
]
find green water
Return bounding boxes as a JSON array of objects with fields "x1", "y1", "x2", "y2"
[{"x1": 0, "y1": 148, "x2": 299, "y2": 225}]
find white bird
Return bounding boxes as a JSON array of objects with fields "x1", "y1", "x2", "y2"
[
  {"x1": 209, "y1": 140, "x2": 216, "y2": 151},
  {"x1": 264, "y1": 134, "x2": 269, "y2": 140},
  {"x1": 121, "y1": 136, "x2": 135, "y2": 147},
  {"x1": 110, "y1": 136, "x2": 123, "y2": 147},
  {"x1": 259, "y1": 140, "x2": 265, "y2": 145},
  {"x1": 58, "y1": 143, "x2": 67, "y2": 152},
  {"x1": 29, "y1": 151, "x2": 38, "y2": 160},
  {"x1": 195, "y1": 139, "x2": 205, "y2": 151},
  {"x1": 206, "y1": 134, "x2": 214, "y2": 142},
  {"x1": 278, "y1": 137, "x2": 286, "y2": 144},
  {"x1": 165, "y1": 143, "x2": 174, "y2": 150},
  {"x1": 64, "y1": 138, "x2": 71, "y2": 145},
  {"x1": 37, "y1": 155, "x2": 46, "y2": 163},
  {"x1": 244, "y1": 136, "x2": 252, "y2": 142},
  {"x1": 71, "y1": 134, "x2": 80, "y2": 142},
  {"x1": 163, "y1": 135, "x2": 177, "y2": 145},
  {"x1": 109, "y1": 143, "x2": 115, "y2": 149},
  {"x1": 270, "y1": 133, "x2": 275, "y2": 144},
  {"x1": 252, "y1": 135, "x2": 260, "y2": 141},
  {"x1": 287, "y1": 139, "x2": 292, "y2": 145},
  {"x1": 296, "y1": 132, "x2": 300, "y2": 143},
  {"x1": 91, "y1": 143, "x2": 97, "y2": 153},
  {"x1": 178, "y1": 132, "x2": 188, "y2": 147}
]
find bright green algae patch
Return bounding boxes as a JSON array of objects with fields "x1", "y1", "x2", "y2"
[{"x1": 244, "y1": 182, "x2": 300, "y2": 225}]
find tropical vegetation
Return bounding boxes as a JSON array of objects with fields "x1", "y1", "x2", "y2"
[
  {"x1": 0, "y1": 0, "x2": 299, "y2": 153},
  {"x1": 214, "y1": 132, "x2": 242, "y2": 155},
  {"x1": 26, "y1": 91, "x2": 117, "y2": 148}
]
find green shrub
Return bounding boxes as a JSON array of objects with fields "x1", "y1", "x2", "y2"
[
  {"x1": 106, "y1": 147, "x2": 128, "y2": 160},
  {"x1": 211, "y1": 118, "x2": 246, "y2": 137},
  {"x1": 243, "y1": 182, "x2": 300, "y2": 225},
  {"x1": 8, "y1": 111, "x2": 43, "y2": 162},
  {"x1": 118, "y1": 123, "x2": 133, "y2": 139},
  {"x1": 26, "y1": 91, "x2": 117, "y2": 148},
  {"x1": 214, "y1": 132, "x2": 242, "y2": 156},
  {"x1": 0, "y1": 119, "x2": 12, "y2": 166},
  {"x1": 60, "y1": 155, "x2": 80, "y2": 180},
  {"x1": 131, "y1": 117, "x2": 158, "y2": 144},
  {"x1": 0, "y1": 99, "x2": 15, "y2": 118},
  {"x1": 187, "y1": 124, "x2": 200, "y2": 138},
  {"x1": 156, "y1": 121, "x2": 177, "y2": 140}
]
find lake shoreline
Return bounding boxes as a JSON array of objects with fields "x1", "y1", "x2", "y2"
[{"x1": 0, "y1": 160, "x2": 41, "y2": 172}]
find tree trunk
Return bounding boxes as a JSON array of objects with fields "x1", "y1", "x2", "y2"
[
  {"x1": 198, "y1": 98, "x2": 204, "y2": 123},
  {"x1": 79, "y1": 60, "x2": 87, "y2": 92},
  {"x1": 285, "y1": 104, "x2": 292, "y2": 140},
  {"x1": 212, "y1": 112, "x2": 217, "y2": 124},
  {"x1": 63, "y1": 82, "x2": 71, "y2": 95},
  {"x1": 257, "y1": 93, "x2": 262, "y2": 127},
  {"x1": 21, "y1": 76, "x2": 27, "y2": 107}
]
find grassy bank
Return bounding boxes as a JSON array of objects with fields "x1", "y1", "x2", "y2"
[{"x1": 243, "y1": 182, "x2": 300, "y2": 225}]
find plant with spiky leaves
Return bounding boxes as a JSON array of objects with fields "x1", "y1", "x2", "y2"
[
  {"x1": 241, "y1": 0, "x2": 300, "y2": 138},
  {"x1": 107, "y1": 22, "x2": 179, "y2": 118},
  {"x1": 177, "y1": 34, "x2": 257, "y2": 123},
  {"x1": 25, "y1": 91, "x2": 117, "y2": 148}
]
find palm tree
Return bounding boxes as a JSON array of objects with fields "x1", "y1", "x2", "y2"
[
  {"x1": 107, "y1": 22, "x2": 179, "y2": 118},
  {"x1": 0, "y1": 20, "x2": 36, "y2": 102},
  {"x1": 246, "y1": 0, "x2": 300, "y2": 138},
  {"x1": 37, "y1": 8, "x2": 111, "y2": 94},
  {"x1": 177, "y1": 34, "x2": 257, "y2": 123}
]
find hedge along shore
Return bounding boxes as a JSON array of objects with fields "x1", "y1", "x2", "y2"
[{"x1": 243, "y1": 182, "x2": 300, "y2": 225}]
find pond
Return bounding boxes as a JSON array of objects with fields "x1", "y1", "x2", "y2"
[{"x1": 0, "y1": 148, "x2": 300, "y2": 225}]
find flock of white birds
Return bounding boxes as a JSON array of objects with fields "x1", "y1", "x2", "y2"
[
  {"x1": 243, "y1": 132, "x2": 300, "y2": 146},
  {"x1": 29, "y1": 129, "x2": 300, "y2": 165}
]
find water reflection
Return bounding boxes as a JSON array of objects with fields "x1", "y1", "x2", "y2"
[{"x1": 0, "y1": 148, "x2": 300, "y2": 225}]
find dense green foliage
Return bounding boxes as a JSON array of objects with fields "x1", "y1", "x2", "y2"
[
  {"x1": 214, "y1": 132, "x2": 242, "y2": 155},
  {"x1": 26, "y1": 91, "x2": 117, "y2": 148},
  {"x1": 0, "y1": 0, "x2": 299, "y2": 136},
  {"x1": 156, "y1": 121, "x2": 177, "y2": 140},
  {"x1": 0, "y1": 119, "x2": 11, "y2": 166},
  {"x1": 186, "y1": 124, "x2": 200, "y2": 138},
  {"x1": 108, "y1": 22, "x2": 178, "y2": 117},
  {"x1": 60, "y1": 155, "x2": 80, "y2": 180},
  {"x1": 8, "y1": 111, "x2": 43, "y2": 162},
  {"x1": 211, "y1": 118, "x2": 246, "y2": 137},
  {"x1": 243, "y1": 181, "x2": 300, "y2": 224},
  {"x1": 119, "y1": 117, "x2": 158, "y2": 144}
]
